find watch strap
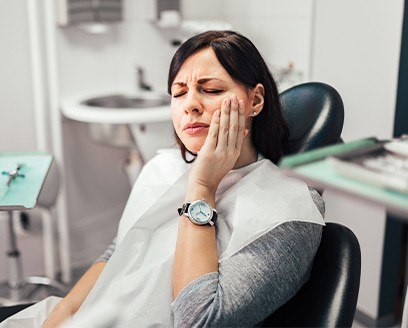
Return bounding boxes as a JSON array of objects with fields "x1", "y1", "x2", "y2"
[
  {"x1": 177, "y1": 202, "x2": 191, "y2": 216},
  {"x1": 211, "y1": 211, "x2": 218, "y2": 225}
]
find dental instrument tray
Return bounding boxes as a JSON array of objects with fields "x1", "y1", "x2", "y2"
[
  {"x1": 0, "y1": 152, "x2": 53, "y2": 210},
  {"x1": 327, "y1": 137, "x2": 408, "y2": 194}
]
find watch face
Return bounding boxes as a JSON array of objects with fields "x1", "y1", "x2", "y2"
[{"x1": 188, "y1": 200, "x2": 213, "y2": 225}]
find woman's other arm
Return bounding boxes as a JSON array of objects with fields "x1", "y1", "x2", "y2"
[{"x1": 42, "y1": 261, "x2": 108, "y2": 327}]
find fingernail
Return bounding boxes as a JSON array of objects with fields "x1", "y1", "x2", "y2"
[
  {"x1": 239, "y1": 99, "x2": 244, "y2": 107},
  {"x1": 231, "y1": 95, "x2": 238, "y2": 104}
]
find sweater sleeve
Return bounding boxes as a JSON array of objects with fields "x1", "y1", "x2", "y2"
[
  {"x1": 94, "y1": 237, "x2": 117, "y2": 264},
  {"x1": 171, "y1": 188, "x2": 324, "y2": 328}
]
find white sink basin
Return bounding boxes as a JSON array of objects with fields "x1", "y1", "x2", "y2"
[{"x1": 61, "y1": 92, "x2": 171, "y2": 124}]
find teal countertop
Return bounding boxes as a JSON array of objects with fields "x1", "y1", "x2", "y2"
[
  {"x1": 0, "y1": 152, "x2": 53, "y2": 210},
  {"x1": 279, "y1": 138, "x2": 408, "y2": 219}
]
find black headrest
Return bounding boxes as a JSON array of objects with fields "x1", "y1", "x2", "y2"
[{"x1": 280, "y1": 82, "x2": 344, "y2": 154}]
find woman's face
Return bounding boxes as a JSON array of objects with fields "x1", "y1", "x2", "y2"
[{"x1": 170, "y1": 48, "x2": 254, "y2": 153}]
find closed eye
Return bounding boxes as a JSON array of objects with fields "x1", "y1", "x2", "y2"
[
  {"x1": 204, "y1": 89, "x2": 223, "y2": 94},
  {"x1": 173, "y1": 89, "x2": 223, "y2": 98},
  {"x1": 173, "y1": 91, "x2": 187, "y2": 98}
]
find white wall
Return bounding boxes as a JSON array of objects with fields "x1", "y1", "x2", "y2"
[
  {"x1": 182, "y1": 0, "x2": 314, "y2": 89},
  {"x1": 311, "y1": 0, "x2": 404, "y2": 319},
  {"x1": 0, "y1": 0, "x2": 36, "y2": 152},
  {"x1": 221, "y1": 0, "x2": 314, "y2": 84}
]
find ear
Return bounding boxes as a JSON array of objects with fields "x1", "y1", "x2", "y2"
[{"x1": 250, "y1": 83, "x2": 264, "y2": 116}]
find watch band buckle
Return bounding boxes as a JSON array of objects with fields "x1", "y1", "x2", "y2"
[{"x1": 177, "y1": 202, "x2": 190, "y2": 216}]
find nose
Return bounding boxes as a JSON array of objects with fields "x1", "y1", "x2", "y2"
[{"x1": 183, "y1": 90, "x2": 203, "y2": 115}]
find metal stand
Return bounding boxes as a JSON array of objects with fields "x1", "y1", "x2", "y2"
[{"x1": 0, "y1": 210, "x2": 69, "y2": 306}]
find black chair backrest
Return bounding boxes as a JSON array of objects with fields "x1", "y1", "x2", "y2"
[
  {"x1": 280, "y1": 82, "x2": 345, "y2": 154},
  {"x1": 267, "y1": 85, "x2": 358, "y2": 326},
  {"x1": 263, "y1": 223, "x2": 361, "y2": 327}
]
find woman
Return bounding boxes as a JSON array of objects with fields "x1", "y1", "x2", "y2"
[{"x1": 5, "y1": 30, "x2": 324, "y2": 328}]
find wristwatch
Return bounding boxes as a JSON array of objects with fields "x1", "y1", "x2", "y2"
[{"x1": 178, "y1": 199, "x2": 218, "y2": 226}]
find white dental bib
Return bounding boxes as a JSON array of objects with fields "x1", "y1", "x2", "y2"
[{"x1": 0, "y1": 148, "x2": 324, "y2": 328}]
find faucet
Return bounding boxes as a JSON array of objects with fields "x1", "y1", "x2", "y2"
[{"x1": 136, "y1": 66, "x2": 152, "y2": 92}]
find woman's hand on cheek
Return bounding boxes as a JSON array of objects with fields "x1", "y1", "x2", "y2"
[{"x1": 187, "y1": 95, "x2": 247, "y2": 195}]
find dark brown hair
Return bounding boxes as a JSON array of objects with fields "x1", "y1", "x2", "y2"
[{"x1": 168, "y1": 30, "x2": 290, "y2": 164}]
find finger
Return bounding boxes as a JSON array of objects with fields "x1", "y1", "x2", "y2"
[
  {"x1": 235, "y1": 99, "x2": 247, "y2": 149},
  {"x1": 217, "y1": 98, "x2": 231, "y2": 149},
  {"x1": 228, "y1": 95, "x2": 239, "y2": 148},
  {"x1": 202, "y1": 109, "x2": 221, "y2": 151}
]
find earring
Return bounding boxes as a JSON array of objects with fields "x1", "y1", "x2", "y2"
[{"x1": 252, "y1": 111, "x2": 257, "y2": 116}]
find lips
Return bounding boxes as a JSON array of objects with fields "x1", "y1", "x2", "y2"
[
  {"x1": 183, "y1": 122, "x2": 210, "y2": 130},
  {"x1": 182, "y1": 122, "x2": 210, "y2": 135}
]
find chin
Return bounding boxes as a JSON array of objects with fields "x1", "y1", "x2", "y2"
[
  {"x1": 181, "y1": 138, "x2": 205, "y2": 154},
  {"x1": 185, "y1": 143, "x2": 203, "y2": 154}
]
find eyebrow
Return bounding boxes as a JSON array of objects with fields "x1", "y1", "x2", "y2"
[{"x1": 172, "y1": 78, "x2": 225, "y2": 87}]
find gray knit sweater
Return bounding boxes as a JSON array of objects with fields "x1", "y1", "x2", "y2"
[{"x1": 96, "y1": 188, "x2": 324, "y2": 327}]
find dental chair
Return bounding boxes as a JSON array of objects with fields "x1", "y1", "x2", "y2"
[
  {"x1": 262, "y1": 82, "x2": 361, "y2": 327},
  {"x1": 263, "y1": 222, "x2": 361, "y2": 327}
]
